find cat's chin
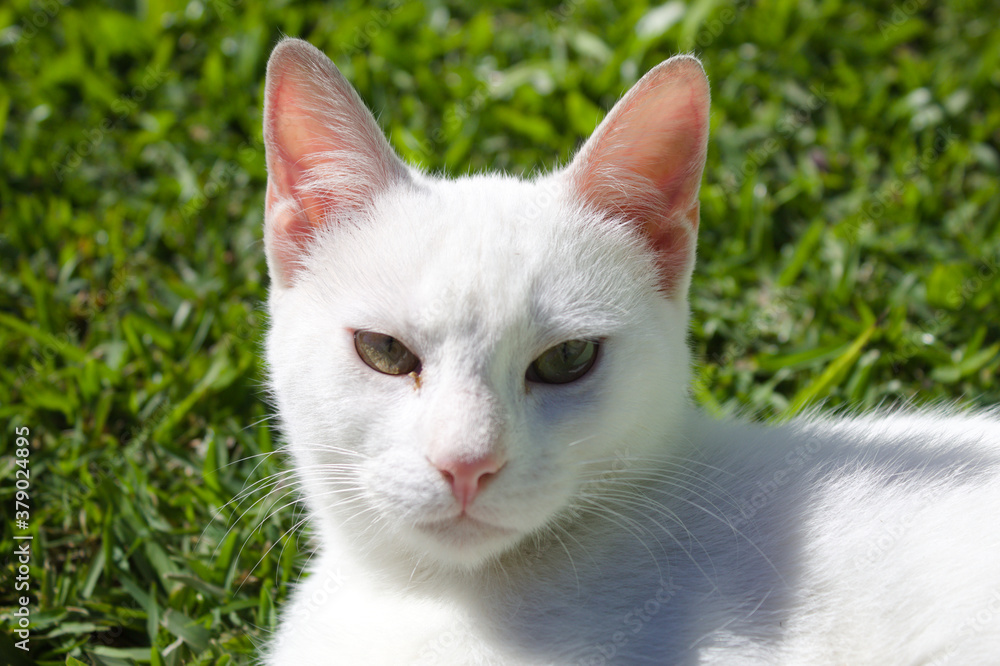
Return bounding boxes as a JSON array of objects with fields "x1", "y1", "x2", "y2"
[{"x1": 405, "y1": 515, "x2": 523, "y2": 568}]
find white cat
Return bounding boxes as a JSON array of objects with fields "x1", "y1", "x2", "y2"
[{"x1": 260, "y1": 38, "x2": 1000, "y2": 665}]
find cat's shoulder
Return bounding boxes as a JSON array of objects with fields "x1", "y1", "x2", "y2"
[
  {"x1": 681, "y1": 403, "x2": 1000, "y2": 522},
  {"x1": 795, "y1": 403, "x2": 1000, "y2": 475},
  {"x1": 691, "y1": 402, "x2": 1000, "y2": 459}
]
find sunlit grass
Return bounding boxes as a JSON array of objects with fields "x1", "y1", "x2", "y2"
[{"x1": 1, "y1": 0, "x2": 998, "y2": 663}]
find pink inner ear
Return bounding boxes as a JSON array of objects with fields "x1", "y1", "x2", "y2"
[
  {"x1": 262, "y1": 39, "x2": 408, "y2": 288},
  {"x1": 568, "y1": 56, "x2": 710, "y2": 295}
]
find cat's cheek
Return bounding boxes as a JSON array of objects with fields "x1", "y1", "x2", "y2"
[
  {"x1": 360, "y1": 424, "x2": 465, "y2": 506},
  {"x1": 524, "y1": 363, "x2": 618, "y2": 463}
]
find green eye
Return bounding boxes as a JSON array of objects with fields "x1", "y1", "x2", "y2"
[
  {"x1": 354, "y1": 331, "x2": 421, "y2": 376},
  {"x1": 526, "y1": 339, "x2": 599, "y2": 385}
]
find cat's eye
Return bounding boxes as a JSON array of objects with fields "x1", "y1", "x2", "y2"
[
  {"x1": 526, "y1": 339, "x2": 599, "y2": 385},
  {"x1": 354, "y1": 331, "x2": 421, "y2": 376}
]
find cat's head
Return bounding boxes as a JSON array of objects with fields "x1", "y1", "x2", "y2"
[{"x1": 262, "y1": 39, "x2": 708, "y2": 568}]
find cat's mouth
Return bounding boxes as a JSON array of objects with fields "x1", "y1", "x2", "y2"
[
  {"x1": 414, "y1": 514, "x2": 518, "y2": 542},
  {"x1": 403, "y1": 513, "x2": 524, "y2": 565}
]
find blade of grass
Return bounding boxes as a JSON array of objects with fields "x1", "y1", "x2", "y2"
[{"x1": 785, "y1": 322, "x2": 878, "y2": 416}]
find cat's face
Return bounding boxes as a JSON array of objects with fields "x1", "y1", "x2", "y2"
[{"x1": 262, "y1": 39, "x2": 708, "y2": 568}]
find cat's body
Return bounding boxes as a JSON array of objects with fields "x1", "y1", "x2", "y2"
[
  {"x1": 259, "y1": 39, "x2": 1000, "y2": 665},
  {"x1": 267, "y1": 409, "x2": 1000, "y2": 665}
]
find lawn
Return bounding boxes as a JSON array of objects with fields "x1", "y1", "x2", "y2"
[{"x1": 1, "y1": 0, "x2": 998, "y2": 663}]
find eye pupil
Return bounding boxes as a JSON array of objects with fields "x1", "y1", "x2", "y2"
[
  {"x1": 527, "y1": 339, "x2": 598, "y2": 385},
  {"x1": 559, "y1": 341, "x2": 583, "y2": 362},
  {"x1": 355, "y1": 331, "x2": 421, "y2": 376}
]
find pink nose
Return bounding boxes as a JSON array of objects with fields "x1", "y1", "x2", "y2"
[{"x1": 433, "y1": 455, "x2": 505, "y2": 509}]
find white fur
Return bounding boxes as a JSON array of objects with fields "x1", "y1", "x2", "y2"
[{"x1": 260, "y1": 39, "x2": 1000, "y2": 665}]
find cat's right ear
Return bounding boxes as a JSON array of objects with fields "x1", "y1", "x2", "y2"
[{"x1": 263, "y1": 38, "x2": 409, "y2": 288}]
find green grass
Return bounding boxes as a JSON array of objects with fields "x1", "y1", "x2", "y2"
[{"x1": 2, "y1": 0, "x2": 999, "y2": 663}]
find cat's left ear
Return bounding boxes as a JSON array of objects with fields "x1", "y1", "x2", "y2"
[
  {"x1": 263, "y1": 38, "x2": 410, "y2": 288},
  {"x1": 565, "y1": 56, "x2": 709, "y2": 296}
]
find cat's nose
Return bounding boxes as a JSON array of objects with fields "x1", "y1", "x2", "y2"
[{"x1": 433, "y1": 455, "x2": 505, "y2": 510}]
